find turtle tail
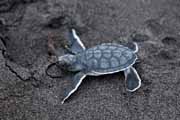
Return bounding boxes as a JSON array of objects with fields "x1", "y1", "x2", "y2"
[{"x1": 133, "y1": 42, "x2": 138, "y2": 53}]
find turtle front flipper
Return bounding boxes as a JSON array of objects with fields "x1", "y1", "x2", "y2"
[
  {"x1": 67, "y1": 29, "x2": 86, "y2": 54},
  {"x1": 124, "y1": 67, "x2": 141, "y2": 92},
  {"x1": 61, "y1": 72, "x2": 86, "y2": 104}
]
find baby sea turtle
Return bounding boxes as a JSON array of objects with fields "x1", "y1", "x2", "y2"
[{"x1": 59, "y1": 29, "x2": 142, "y2": 104}]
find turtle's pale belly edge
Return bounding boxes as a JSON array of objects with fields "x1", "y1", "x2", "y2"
[{"x1": 78, "y1": 43, "x2": 137, "y2": 74}]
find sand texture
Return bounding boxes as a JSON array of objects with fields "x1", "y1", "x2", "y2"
[{"x1": 0, "y1": 0, "x2": 180, "y2": 120}]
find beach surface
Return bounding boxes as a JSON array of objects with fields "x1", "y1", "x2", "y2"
[{"x1": 0, "y1": 0, "x2": 180, "y2": 119}]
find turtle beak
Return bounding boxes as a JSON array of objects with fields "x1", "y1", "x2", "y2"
[
  {"x1": 58, "y1": 56, "x2": 63, "y2": 62},
  {"x1": 58, "y1": 56, "x2": 65, "y2": 66},
  {"x1": 58, "y1": 56, "x2": 69, "y2": 69}
]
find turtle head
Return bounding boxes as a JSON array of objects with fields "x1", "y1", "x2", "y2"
[{"x1": 58, "y1": 54, "x2": 77, "y2": 70}]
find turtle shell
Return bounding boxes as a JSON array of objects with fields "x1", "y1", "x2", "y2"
[{"x1": 77, "y1": 43, "x2": 137, "y2": 74}]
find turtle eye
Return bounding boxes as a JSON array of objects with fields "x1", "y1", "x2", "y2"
[{"x1": 57, "y1": 61, "x2": 69, "y2": 69}]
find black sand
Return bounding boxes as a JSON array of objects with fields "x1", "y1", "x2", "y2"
[{"x1": 0, "y1": 0, "x2": 180, "y2": 119}]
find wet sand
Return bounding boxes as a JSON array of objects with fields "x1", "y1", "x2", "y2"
[{"x1": 0, "y1": 0, "x2": 180, "y2": 119}]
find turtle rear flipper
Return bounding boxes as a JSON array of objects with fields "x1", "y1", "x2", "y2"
[
  {"x1": 67, "y1": 29, "x2": 86, "y2": 54},
  {"x1": 124, "y1": 67, "x2": 141, "y2": 92},
  {"x1": 61, "y1": 72, "x2": 86, "y2": 104}
]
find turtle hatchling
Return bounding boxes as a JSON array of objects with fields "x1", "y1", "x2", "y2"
[{"x1": 58, "y1": 29, "x2": 142, "y2": 104}]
